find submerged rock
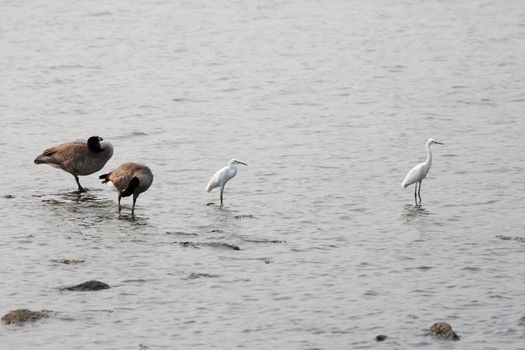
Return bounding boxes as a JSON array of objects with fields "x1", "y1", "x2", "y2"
[
  {"x1": 53, "y1": 258, "x2": 85, "y2": 265},
  {"x1": 205, "y1": 242, "x2": 240, "y2": 250},
  {"x1": 177, "y1": 241, "x2": 240, "y2": 250},
  {"x1": 186, "y1": 272, "x2": 219, "y2": 279},
  {"x1": 428, "y1": 322, "x2": 460, "y2": 340},
  {"x1": 62, "y1": 280, "x2": 110, "y2": 291},
  {"x1": 178, "y1": 242, "x2": 199, "y2": 248},
  {"x1": 496, "y1": 235, "x2": 525, "y2": 242},
  {"x1": 519, "y1": 316, "x2": 525, "y2": 326},
  {"x1": 166, "y1": 231, "x2": 197, "y2": 237},
  {"x1": 1, "y1": 309, "x2": 49, "y2": 325},
  {"x1": 234, "y1": 214, "x2": 254, "y2": 219},
  {"x1": 375, "y1": 335, "x2": 387, "y2": 341},
  {"x1": 243, "y1": 239, "x2": 286, "y2": 244}
]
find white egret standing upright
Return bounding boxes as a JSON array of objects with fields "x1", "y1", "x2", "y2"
[
  {"x1": 205, "y1": 159, "x2": 247, "y2": 206},
  {"x1": 402, "y1": 138, "x2": 443, "y2": 204}
]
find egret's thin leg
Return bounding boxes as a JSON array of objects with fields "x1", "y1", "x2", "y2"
[
  {"x1": 418, "y1": 181, "x2": 422, "y2": 202},
  {"x1": 414, "y1": 183, "x2": 418, "y2": 204},
  {"x1": 75, "y1": 176, "x2": 85, "y2": 192},
  {"x1": 220, "y1": 187, "x2": 224, "y2": 207},
  {"x1": 118, "y1": 195, "x2": 122, "y2": 213}
]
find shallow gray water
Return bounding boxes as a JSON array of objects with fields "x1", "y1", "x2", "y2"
[{"x1": 1, "y1": 0, "x2": 525, "y2": 349}]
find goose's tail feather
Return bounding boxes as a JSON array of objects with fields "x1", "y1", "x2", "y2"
[{"x1": 99, "y1": 173, "x2": 110, "y2": 183}]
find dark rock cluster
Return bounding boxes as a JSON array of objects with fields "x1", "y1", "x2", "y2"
[
  {"x1": 177, "y1": 241, "x2": 240, "y2": 250},
  {"x1": 1, "y1": 309, "x2": 49, "y2": 325},
  {"x1": 428, "y1": 322, "x2": 460, "y2": 340},
  {"x1": 62, "y1": 280, "x2": 110, "y2": 291}
]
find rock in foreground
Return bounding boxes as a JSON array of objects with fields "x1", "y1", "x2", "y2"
[
  {"x1": 53, "y1": 258, "x2": 85, "y2": 265},
  {"x1": 428, "y1": 322, "x2": 460, "y2": 340},
  {"x1": 178, "y1": 241, "x2": 240, "y2": 250},
  {"x1": 62, "y1": 280, "x2": 110, "y2": 291},
  {"x1": 186, "y1": 272, "x2": 219, "y2": 279},
  {"x1": 496, "y1": 235, "x2": 525, "y2": 242},
  {"x1": 1, "y1": 309, "x2": 49, "y2": 325}
]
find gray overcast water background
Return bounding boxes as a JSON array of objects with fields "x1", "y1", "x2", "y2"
[{"x1": 1, "y1": 0, "x2": 525, "y2": 349}]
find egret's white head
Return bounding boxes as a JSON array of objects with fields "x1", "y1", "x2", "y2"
[
  {"x1": 428, "y1": 138, "x2": 443, "y2": 145},
  {"x1": 229, "y1": 159, "x2": 247, "y2": 166}
]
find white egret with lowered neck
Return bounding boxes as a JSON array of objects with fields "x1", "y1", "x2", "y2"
[
  {"x1": 402, "y1": 138, "x2": 443, "y2": 204},
  {"x1": 205, "y1": 159, "x2": 247, "y2": 206}
]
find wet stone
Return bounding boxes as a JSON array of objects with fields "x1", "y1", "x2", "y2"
[
  {"x1": 186, "y1": 272, "x2": 219, "y2": 279},
  {"x1": 178, "y1": 242, "x2": 198, "y2": 248},
  {"x1": 519, "y1": 316, "x2": 525, "y2": 326},
  {"x1": 53, "y1": 258, "x2": 85, "y2": 265},
  {"x1": 428, "y1": 322, "x2": 460, "y2": 340},
  {"x1": 496, "y1": 235, "x2": 525, "y2": 242},
  {"x1": 234, "y1": 214, "x2": 254, "y2": 219},
  {"x1": 166, "y1": 231, "x2": 197, "y2": 237},
  {"x1": 1, "y1": 309, "x2": 49, "y2": 325},
  {"x1": 177, "y1": 241, "x2": 240, "y2": 250},
  {"x1": 244, "y1": 239, "x2": 286, "y2": 244},
  {"x1": 205, "y1": 242, "x2": 240, "y2": 250},
  {"x1": 62, "y1": 280, "x2": 110, "y2": 291}
]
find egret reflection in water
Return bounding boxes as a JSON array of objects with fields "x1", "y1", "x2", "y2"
[{"x1": 401, "y1": 204, "x2": 431, "y2": 221}]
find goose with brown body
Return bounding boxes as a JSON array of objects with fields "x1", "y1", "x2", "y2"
[
  {"x1": 99, "y1": 162, "x2": 153, "y2": 216},
  {"x1": 34, "y1": 136, "x2": 113, "y2": 192}
]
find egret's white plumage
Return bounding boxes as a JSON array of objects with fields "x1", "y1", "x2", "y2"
[
  {"x1": 206, "y1": 159, "x2": 247, "y2": 206},
  {"x1": 402, "y1": 138, "x2": 443, "y2": 203}
]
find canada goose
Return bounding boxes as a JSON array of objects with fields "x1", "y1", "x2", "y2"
[
  {"x1": 205, "y1": 159, "x2": 247, "y2": 206},
  {"x1": 34, "y1": 136, "x2": 113, "y2": 192},
  {"x1": 99, "y1": 162, "x2": 153, "y2": 216}
]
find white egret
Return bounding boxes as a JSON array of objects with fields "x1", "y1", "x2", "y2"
[
  {"x1": 402, "y1": 138, "x2": 443, "y2": 204},
  {"x1": 99, "y1": 162, "x2": 153, "y2": 216},
  {"x1": 205, "y1": 159, "x2": 247, "y2": 206}
]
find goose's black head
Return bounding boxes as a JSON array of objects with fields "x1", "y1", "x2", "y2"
[{"x1": 87, "y1": 136, "x2": 103, "y2": 152}]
